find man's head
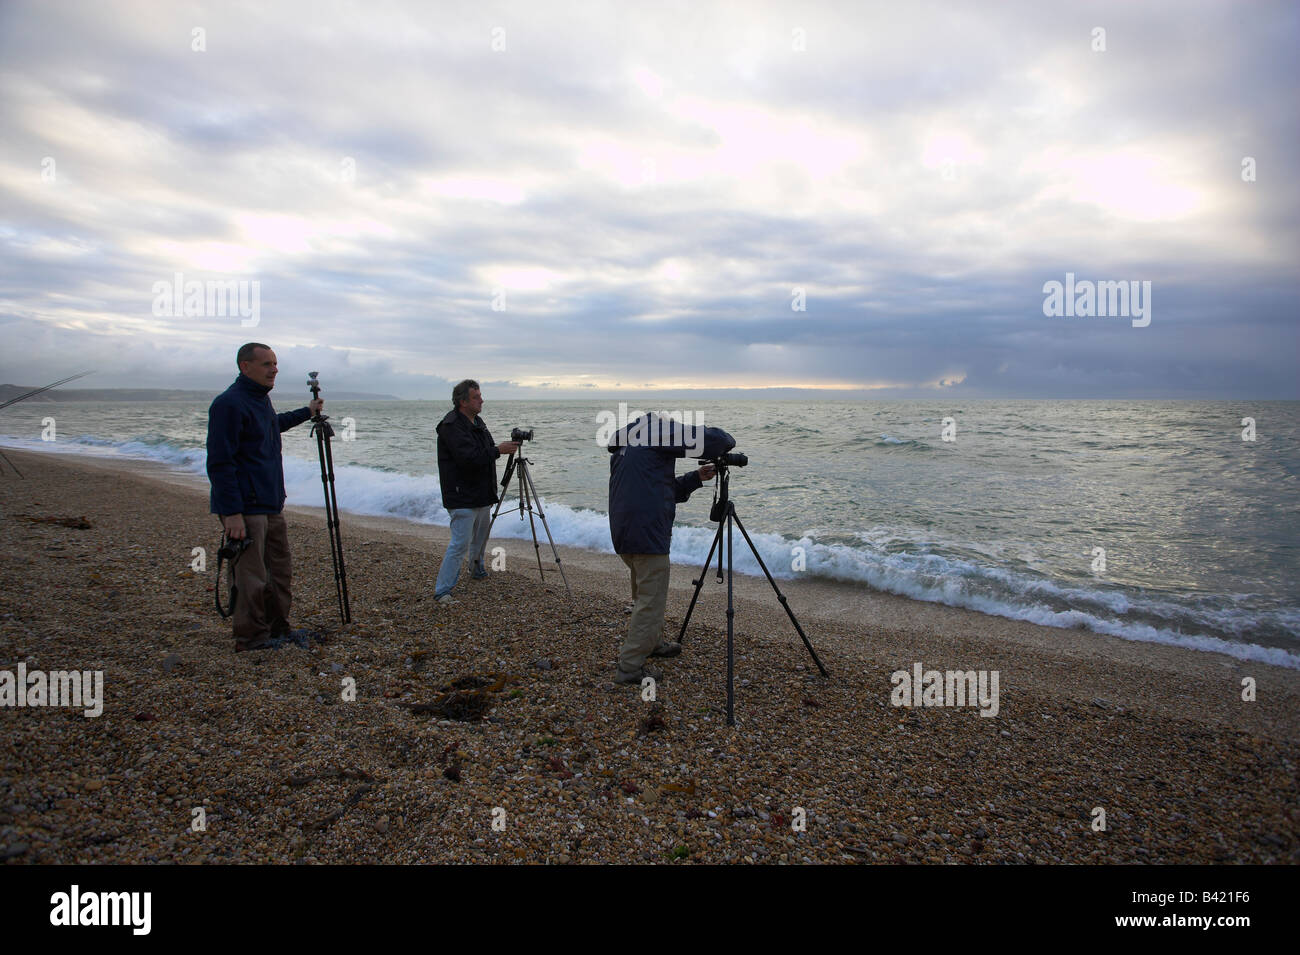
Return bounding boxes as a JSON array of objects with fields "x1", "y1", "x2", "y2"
[
  {"x1": 237, "y1": 342, "x2": 277, "y2": 389},
  {"x1": 453, "y1": 379, "x2": 483, "y2": 418}
]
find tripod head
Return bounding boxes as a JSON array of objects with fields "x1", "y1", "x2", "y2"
[
  {"x1": 698, "y1": 453, "x2": 746, "y2": 522},
  {"x1": 708, "y1": 464, "x2": 730, "y2": 522},
  {"x1": 307, "y1": 371, "x2": 333, "y2": 436}
]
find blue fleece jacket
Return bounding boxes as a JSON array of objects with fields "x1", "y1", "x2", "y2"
[{"x1": 207, "y1": 374, "x2": 312, "y2": 516}]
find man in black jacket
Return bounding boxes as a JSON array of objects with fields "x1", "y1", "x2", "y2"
[
  {"x1": 207, "y1": 342, "x2": 321, "y2": 652},
  {"x1": 434, "y1": 380, "x2": 517, "y2": 604},
  {"x1": 608, "y1": 412, "x2": 734, "y2": 684}
]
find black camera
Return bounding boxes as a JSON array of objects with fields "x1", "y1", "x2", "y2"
[
  {"x1": 218, "y1": 536, "x2": 251, "y2": 561},
  {"x1": 511, "y1": 427, "x2": 534, "y2": 443},
  {"x1": 700, "y1": 451, "x2": 748, "y2": 469}
]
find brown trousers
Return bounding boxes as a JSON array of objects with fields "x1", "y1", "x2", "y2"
[
  {"x1": 231, "y1": 513, "x2": 293, "y2": 646},
  {"x1": 618, "y1": 553, "x2": 671, "y2": 673}
]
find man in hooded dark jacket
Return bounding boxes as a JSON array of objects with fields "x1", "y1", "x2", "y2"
[
  {"x1": 434, "y1": 380, "x2": 518, "y2": 603},
  {"x1": 608, "y1": 412, "x2": 734, "y2": 683}
]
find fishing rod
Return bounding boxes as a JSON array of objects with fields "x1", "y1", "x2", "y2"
[
  {"x1": 0, "y1": 371, "x2": 94, "y2": 476},
  {"x1": 0, "y1": 371, "x2": 94, "y2": 412}
]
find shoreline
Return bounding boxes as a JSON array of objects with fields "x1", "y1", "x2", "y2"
[
  {"x1": 27, "y1": 444, "x2": 1300, "y2": 686},
  {"x1": 8, "y1": 437, "x2": 1296, "y2": 669},
  {"x1": 1, "y1": 448, "x2": 1296, "y2": 864}
]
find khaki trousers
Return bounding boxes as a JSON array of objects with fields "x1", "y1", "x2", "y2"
[
  {"x1": 231, "y1": 513, "x2": 293, "y2": 645},
  {"x1": 618, "y1": 553, "x2": 671, "y2": 673}
]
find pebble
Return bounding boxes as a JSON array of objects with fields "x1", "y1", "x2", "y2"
[{"x1": 1, "y1": 451, "x2": 1293, "y2": 867}]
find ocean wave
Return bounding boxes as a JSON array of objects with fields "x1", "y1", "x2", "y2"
[
  {"x1": 875, "y1": 434, "x2": 936, "y2": 451},
  {"x1": 6, "y1": 433, "x2": 1297, "y2": 669}
]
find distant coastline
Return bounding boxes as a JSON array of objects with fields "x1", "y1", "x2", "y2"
[{"x1": 0, "y1": 385, "x2": 403, "y2": 403}]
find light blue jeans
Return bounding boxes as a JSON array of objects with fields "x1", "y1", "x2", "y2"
[{"x1": 436, "y1": 505, "x2": 492, "y2": 598}]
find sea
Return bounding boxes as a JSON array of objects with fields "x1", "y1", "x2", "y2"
[{"x1": 3, "y1": 398, "x2": 1297, "y2": 668}]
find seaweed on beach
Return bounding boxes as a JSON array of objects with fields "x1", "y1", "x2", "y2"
[
  {"x1": 397, "y1": 672, "x2": 512, "y2": 722},
  {"x1": 637, "y1": 703, "x2": 667, "y2": 736},
  {"x1": 285, "y1": 766, "x2": 375, "y2": 787},
  {"x1": 439, "y1": 742, "x2": 464, "y2": 782},
  {"x1": 303, "y1": 785, "x2": 373, "y2": 832},
  {"x1": 19, "y1": 514, "x2": 92, "y2": 529}
]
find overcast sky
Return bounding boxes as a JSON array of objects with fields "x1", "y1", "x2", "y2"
[{"x1": 1, "y1": 0, "x2": 1296, "y2": 399}]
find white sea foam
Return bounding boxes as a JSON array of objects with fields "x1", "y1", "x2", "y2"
[{"x1": 6, "y1": 434, "x2": 1298, "y2": 669}]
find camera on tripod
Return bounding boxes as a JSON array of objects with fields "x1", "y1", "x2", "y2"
[
  {"x1": 699, "y1": 451, "x2": 748, "y2": 469},
  {"x1": 488, "y1": 426, "x2": 570, "y2": 595}
]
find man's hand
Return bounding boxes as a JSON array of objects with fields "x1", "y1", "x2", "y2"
[
  {"x1": 698, "y1": 463, "x2": 716, "y2": 481},
  {"x1": 309, "y1": 397, "x2": 324, "y2": 416},
  {"x1": 222, "y1": 514, "x2": 247, "y2": 540},
  {"x1": 498, "y1": 441, "x2": 519, "y2": 455}
]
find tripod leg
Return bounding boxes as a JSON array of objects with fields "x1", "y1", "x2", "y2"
[
  {"x1": 322, "y1": 434, "x2": 351, "y2": 623},
  {"x1": 518, "y1": 464, "x2": 546, "y2": 581},
  {"x1": 730, "y1": 510, "x2": 827, "y2": 677},
  {"x1": 316, "y1": 429, "x2": 345, "y2": 621},
  {"x1": 675, "y1": 519, "x2": 723, "y2": 645},
  {"x1": 726, "y1": 508, "x2": 735, "y2": 726},
  {"x1": 485, "y1": 453, "x2": 515, "y2": 540},
  {"x1": 519, "y1": 461, "x2": 572, "y2": 596}
]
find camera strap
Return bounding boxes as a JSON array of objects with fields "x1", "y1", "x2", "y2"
[{"x1": 214, "y1": 533, "x2": 242, "y2": 618}]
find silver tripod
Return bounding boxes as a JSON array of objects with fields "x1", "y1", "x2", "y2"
[{"x1": 485, "y1": 445, "x2": 571, "y2": 596}]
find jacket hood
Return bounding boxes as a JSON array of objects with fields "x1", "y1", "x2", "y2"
[{"x1": 607, "y1": 413, "x2": 734, "y2": 460}]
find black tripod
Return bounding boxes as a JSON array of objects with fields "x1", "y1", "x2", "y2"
[
  {"x1": 308, "y1": 372, "x2": 351, "y2": 623},
  {"x1": 486, "y1": 441, "x2": 571, "y2": 596},
  {"x1": 676, "y1": 463, "x2": 828, "y2": 725}
]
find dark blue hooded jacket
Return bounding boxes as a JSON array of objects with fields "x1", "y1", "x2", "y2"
[
  {"x1": 207, "y1": 374, "x2": 312, "y2": 516},
  {"x1": 436, "y1": 408, "x2": 501, "y2": 510},
  {"x1": 607, "y1": 414, "x2": 735, "y2": 555}
]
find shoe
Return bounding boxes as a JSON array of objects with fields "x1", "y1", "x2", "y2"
[
  {"x1": 235, "y1": 636, "x2": 283, "y2": 653},
  {"x1": 649, "y1": 641, "x2": 681, "y2": 658},
  {"x1": 615, "y1": 664, "x2": 663, "y2": 685},
  {"x1": 282, "y1": 628, "x2": 320, "y2": 649},
  {"x1": 470, "y1": 569, "x2": 489, "y2": 580},
  {"x1": 435, "y1": 594, "x2": 457, "y2": 606},
  {"x1": 269, "y1": 621, "x2": 319, "y2": 648}
]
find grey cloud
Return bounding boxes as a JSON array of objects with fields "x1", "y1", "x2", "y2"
[{"x1": 0, "y1": 0, "x2": 1295, "y2": 398}]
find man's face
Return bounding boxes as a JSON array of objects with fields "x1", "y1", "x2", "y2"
[
  {"x1": 461, "y1": 387, "x2": 484, "y2": 416},
  {"x1": 241, "y1": 348, "x2": 278, "y2": 389}
]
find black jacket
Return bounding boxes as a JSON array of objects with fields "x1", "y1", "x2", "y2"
[
  {"x1": 207, "y1": 374, "x2": 311, "y2": 515},
  {"x1": 436, "y1": 409, "x2": 501, "y2": 509},
  {"x1": 607, "y1": 414, "x2": 735, "y2": 555}
]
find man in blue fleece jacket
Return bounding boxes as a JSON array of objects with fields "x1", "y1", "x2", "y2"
[{"x1": 207, "y1": 343, "x2": 321, "y2": 651}]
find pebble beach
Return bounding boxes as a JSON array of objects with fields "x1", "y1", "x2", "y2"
[{"x1": 1, "y1": 449, "x2": 1296, "y2": 864}]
